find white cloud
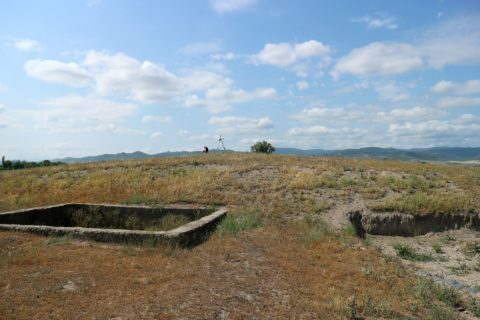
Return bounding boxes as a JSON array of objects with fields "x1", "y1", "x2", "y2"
[
  {"x1": 211, "y1": 52, "x2": 239, "y2": 60},
  {"x1": 83, "y1": 50, "x2": 182, "y2": 103},
  {"x1": 29, "y1": 95, "x2": 138, "y2": 134},
  {"x1": 142, "y1": 115, "x2": 171, "y2": 123},
  {"x1": 437, "y1": 96, "x2": 480, "y2": 108},
  {"x1": 253, "y1": 40, "x2": 331, "y2": 69},
  {"x1": 8, "y1": 38, "x2": 42, "y2": 52},
  {"x1": 177, "y1": 130, "x2": 189, "y2": 136},
  {"x1": 209, "y1": 0, "x2": 256, "y2": 13},
  {"x1": 25, "y1": 59, "x2": 92, "y2": 87},
  {"x1": 185, "y1": 87, "x2": 276, "y2": 113},
  {"x1": 377, "y1": 106, "x2": 445, "y2": 122},
  {"x1": 291, "y1": 107, "x2": 364, "y2": 123},
  {"x1": 0, "y1": 83, "x2": 7, "y2": 93},
  {"x1": 431, "y1": 80, "x2": 480, "y2": 95},
  {"x1": 296, "y1": 80, "x2": 309, "y2": 90},
  {"x1": 27, "y1": 50, "x2": 276, "y2": 113},
  {"x1": 388, "y1": 120, "x2": 480, "y2": 140},
  {"x1": 331, "y1": 42, "x2": 422, "y2": 78},
  {"x1": 209, "y1": 116, "x2": 273, "y2": 134},
  {"x1": 287, "y1": 125, "x2": 364, "y2": 137},
  {"x1": 0, "y1": 103, "x2": 5, "y2": 112},
  {"x1": 352, "y1": 15, "x2": 398, "y2": 30},
  {"x1": 83, "y1": 50, "x2": 276, "y2": 112},
  {"x1": 150, "y1": 132, "x2": 164, "y2": 138},
  {"x1": 179, "y1": 42, "x2": 222, "y2": 55},
  {"x1": 374, "y1": 81, "x2": 409, "y2": 102},
  {"x1": 332, "y1": 15, "x2": 480, "y2": 78}
]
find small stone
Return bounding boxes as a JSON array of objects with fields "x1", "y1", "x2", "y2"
[{"x1": 61, "y1": 280, "x2": 77, "y2": 292}]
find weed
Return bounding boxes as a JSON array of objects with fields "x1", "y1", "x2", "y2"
[
  {"x1": 217, "y1": 211, "x2": 261, "y2": 236},
  {"x1": 345, "y1": 295, "x2": 359, "y2": 320},
  {"x1": 448, "y1": 263, "x2": 469, "y2": 275},
  {"x1": 467, "y1": 297, "x2": 480, "y2": 317},
  {"x1": 393, "y1": 243, "x2": 434, "y2": 262},
  {"x1": 46, "y1": 234, "x2": 72, "y2": 246},
  {"x1": 298, "y1": 214, "x2": 332, "y2": 241},
  {"x1": 432, "y1": 242, "x2": 443, "y2": 254},
  {"x1": 441, "y1": 234, "x2": 456, "y2": 243},
  {"x1": 462, "y1": 241, "x2": 480, "y2": 257},
  {"x1": 121, "y1": 195, "x2": 160, "y2": 205}
]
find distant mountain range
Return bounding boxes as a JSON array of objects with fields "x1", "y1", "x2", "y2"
[
  {"x1": 276, "y1": 147, "x2": 480, "y2": 161},
  {"x1": 53, "y1": 147, "x2": 480, "y2": 164}
]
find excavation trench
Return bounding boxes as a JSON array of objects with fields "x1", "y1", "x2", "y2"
[
  {"x1": 0, "y1": 204, "x2": 227, "y2": 246},
  {"x1": 348, "y1": 210, "x2": 480, "y2": 237}
]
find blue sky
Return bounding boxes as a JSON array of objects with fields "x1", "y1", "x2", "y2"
[{"x1": 1, "y1": 0, "x2": 479, "y2": 160}]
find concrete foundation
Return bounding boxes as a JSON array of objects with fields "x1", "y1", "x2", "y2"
[{"x1": 0, "y1": 204, "x2": 227, "y2": 246}]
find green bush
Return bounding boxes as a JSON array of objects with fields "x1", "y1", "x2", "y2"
[{"x1": 250, "y1": 140, "x2": 275, "y2": 154}]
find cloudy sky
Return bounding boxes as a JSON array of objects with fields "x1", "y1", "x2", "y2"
[{"x1": 1, "y1": 0, "x2": 480, "y2": 160}]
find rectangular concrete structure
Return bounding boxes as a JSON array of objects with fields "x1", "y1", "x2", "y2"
[{"x1": 0, "y1": 203, "x2": 227, "y2": 246}]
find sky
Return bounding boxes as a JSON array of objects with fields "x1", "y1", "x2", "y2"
[{"x1": 1, "y1": 0, "x2": 480, "y2": 160}]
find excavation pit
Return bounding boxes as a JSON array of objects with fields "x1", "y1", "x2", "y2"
[
  {"x1": 0, "y1": 204, "x2": 227, "y2": 246},
  {"x1": 349, "y1": 210, "x2": 480, "y2": 237}
]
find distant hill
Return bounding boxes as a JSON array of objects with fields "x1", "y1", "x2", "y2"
[
  {"x1": 55, "y1": 150, "x2": 209, "y2": 163},
  {"x1": 54, "y1": 147, "x2": 480, "y2": 163},
  {"x1": 276, "y1": 147, "x2": 480, "y2": 161}
]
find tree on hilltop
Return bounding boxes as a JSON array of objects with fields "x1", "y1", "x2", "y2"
[{"x1": 251, "y1": 141, "x2": 275, "y2": 154}]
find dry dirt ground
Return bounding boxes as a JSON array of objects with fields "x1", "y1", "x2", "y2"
[{"x1": 0, "y1": 228, "x2": 426, "y2": 319}]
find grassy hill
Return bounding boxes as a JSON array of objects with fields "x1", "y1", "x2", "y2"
[
  {"x1": 55, "y1": 147, "x2": 480, "y2": 164},
  {"x1": 1, "y1": 154, "x2": 480, "y2": 318}
]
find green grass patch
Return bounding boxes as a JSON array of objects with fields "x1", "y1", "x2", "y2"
[
  {"x1": 121, "y1": 195, "x2": 161, "y2": 205},
  {"x1": 393, "y1": 243, "x2": 434, "y2": 262},
  {"x1": 217, "y1": 211, "x2": 261, "y2": 236},
  {"x1": 298, "y1": 214, "x2": 332, "y2": 241},
  {"x1": 378, "y1": 175, "x2": 433, "y2": 193},
  {"x1": 46, "y1": 234, "x2": 72, "y2": 246},
  {"x1": 371, "y1": 192, "x2": 476, "y2": 215}
]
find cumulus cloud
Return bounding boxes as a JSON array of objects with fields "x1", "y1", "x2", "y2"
[
  {"x1": 374, "y1": 81, "x2": 409, "y2": 102},
  {"x1": 332, "y1": 15, "x2": 480, "y2": 78},
  {"x1": 185, "y1": 87, "x2": 276, "y2": 113},
  {"x1": 29, "y1": 95, "x2": 139, "y2": 134},
  {"x1": 5, "y1": 37, "x2": 42, "y2": 52},
  {"x1": 331, "y1": 42, "x2": 422, "y2": 78},
  {"x1": 25, "y1": 60, "x2": 92, "y2": 87},
  {"x1": 437, "y1": 96, "x2": 480, "y2": 108},
  {"x1": 211, "y1": 52, "x2": 239, "y2": 61},
  {"x1": 209, "y1": 0, "x2": 256, "y2": 13},
  {"x1": 208, "y1": 116, "x2": 273, "y2": 133},
  {"x1": 431, "y1": 80, "x2": 480, "y2": 95},
  {"x1": 388, "y1": 120, "x2": 480, "y2": 140},
  {"x1": 142, "y1": 115, "x2": 171, "y2": 123},
  {"x1": 377, "y1": 106, "x2": 445, "y2": 122},
  {"x1": 253, "y1": 40, "x2": 331, "y2": 68},
  {"x1": 287, "y1": 125, "x2": 364, "y2": 137},
  {"x1": 291, "y1": 107, "x2": 364, "y2": 123},
  {"x1": 25, "y1": 50, "x2": 276, "y2": 113},
  {"x1": 351, "y1": 14, "x2": 398, "y2": 30}
]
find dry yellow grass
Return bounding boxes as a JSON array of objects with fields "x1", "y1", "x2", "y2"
[{"x1": 1, "y1": 153, "x2": 479, "y2": 318}]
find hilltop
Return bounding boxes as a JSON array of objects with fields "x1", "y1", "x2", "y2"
[{"x1": 53, "y1": 146, "x2": 480, "y2": 164}]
